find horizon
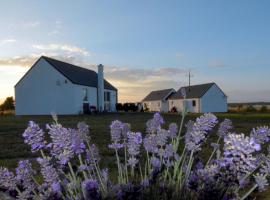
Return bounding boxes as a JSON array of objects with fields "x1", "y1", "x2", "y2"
[{"x1": 0, "y1": 0, "x2": 270, "y2": 103}]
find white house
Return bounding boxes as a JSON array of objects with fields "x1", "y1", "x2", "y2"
[
  {"x1": 168, "y1": 83, "x2": 227, "y2": 113},
  {"x1": 142, "y1": 88, "x2": 175, "y2": 112},
  {"x1": 15, "y1": 56, "x2": 117, "y2": 115}
]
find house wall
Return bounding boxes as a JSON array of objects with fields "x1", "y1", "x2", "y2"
[
  {"x1": 15, "y1": 58, "x2": 78, "y2": 115},
  {"x1": 168, "y1": 98, "x2": 200, "y2": 113},
  {"x1": 143, "y1": 100, "x2": 168, "y2": 112},
  {"x1": 73, "y1": 85, "x2": 97, "y2": 114},
  {"x1": 200, "y1": 84, "x2": 227, "y2": 113},
  {"x1": 105, "y1": 89, "x2": 117, "y2": 112}
]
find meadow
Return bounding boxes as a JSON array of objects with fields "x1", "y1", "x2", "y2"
[{"x1": 1, "y1": 112, "x2": 270, "y2": 199}]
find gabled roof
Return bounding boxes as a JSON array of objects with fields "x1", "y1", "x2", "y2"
[
  {"x1": 15, "y1": 56, "x2": 117, "y2": 91},
  {"x1": 42, "y1": 56, "x2": 117, "y2": 91},
  {"x1": 169, "y1": 83, "x2": 215, "y2": 100},
  {"x1": 142, "y1": 88, "x2": 175, "y2": 101}
]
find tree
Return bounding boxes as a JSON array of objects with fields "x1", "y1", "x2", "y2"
[{"x1": 0, "y1": 96, "x2": 15, "y2": 111}]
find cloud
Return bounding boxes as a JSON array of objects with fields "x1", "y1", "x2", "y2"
[
  {"x1": 22, "y1": 21, "x2": 40, "y2": 28},
  {"x1": 175, "y1": 52, "x2": 185, "y2": 59},
  {"x1": 32, "y1": 44, "x2": 91, "y2": 56},
  {"x1": 0, "y1": 39, "x2": 16, "y2": 45},
  {"x1": 0, "y1": 54, "x2": 79, "y2": 68},
  {"x1": 0, "y1": 54, "x2": 187, "y2": 102},
  {"x1": 208, "y1": 60, "x2": 225, "y2": 68}
]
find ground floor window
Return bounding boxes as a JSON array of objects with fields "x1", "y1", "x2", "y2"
[{"x1": 192, "y1": 100, "x2": 196, "y2": 107}]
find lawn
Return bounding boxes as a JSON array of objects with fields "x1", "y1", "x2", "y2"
[{"x1": 0, "y1": 112, "x2": 270, "y2": 199}]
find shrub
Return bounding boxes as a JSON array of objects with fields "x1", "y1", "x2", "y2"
[
  {"x1": 1, "y1": 110, "x2": 270, "y2": 199},
  {"x1": 0, "y1": 96, "x2": 15, "y2": 111},
  {"x1": 261, "y1": 105, "x2": 268, "y2": 113},
  {"x1": 246, "y1": 105, "x2": 257, "y2": 112}
]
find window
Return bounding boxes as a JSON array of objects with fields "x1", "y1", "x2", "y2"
[
  {"x1": 192, "y1": 100, "x2": 196, "y2": 107},
  {"x1": 104, "y1": 91, "x2": 111, "y2": 102},
  {"x1": 158, "y1": 102, "x2": 160, "y2": 107},
  {"x1": 83, "y1": 88, "x2": 88, "y2": 101},
  {"x1": 171, "y1": 101, "x2": 174, "y2": 106}
]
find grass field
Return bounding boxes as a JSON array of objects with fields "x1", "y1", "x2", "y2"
[{"x1": 0, "y1": 112, "x2": 270, "y2": 199}]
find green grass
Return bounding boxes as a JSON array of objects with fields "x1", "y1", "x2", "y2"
[{"x1": 1, "y1": 112, "x2": 270, "y2": 199}]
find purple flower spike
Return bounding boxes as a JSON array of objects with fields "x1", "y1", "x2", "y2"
[
  {"x1": 82, "y1": 179, "x2": 101, "y2": 200},
  {"x1": 23, "y1": 121, "x2": 46, "y2": 153},
  {"x1": 0, "y1": 167, "x2": 17, "y2": 191},
  {"x1": 185, "y1": 113, "x2": 218, "y2": 151},
  {"x1": 16, "y1": 160, "x2": 36, "y2": 192}
]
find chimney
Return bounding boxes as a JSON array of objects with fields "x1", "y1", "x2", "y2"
[{"x1": 97, "y1": 64, "x2": 104, "y2": 112}]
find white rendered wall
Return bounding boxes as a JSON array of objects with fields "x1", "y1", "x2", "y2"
[
  {"x1": 168, "y1": 98, "x2": 200, "y2": 113},
  {"x1": 73, "y1": 85, "x2": 97, "y2": 114},
  {"x1": 104, "y1": 89, "x2": 117, "y2": 112},
  {"x1": 200, "y1": 84, "x2": 228, "y2": 113},
  {"x1": 15, "y1": 58, "x2": 78, "y2": 115},
  {"x1": 142, "y1": 100, "x2": 167, "y2": 112}
]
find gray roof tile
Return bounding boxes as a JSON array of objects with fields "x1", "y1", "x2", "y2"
[
  {"x1": 142, "y1": 88, "x2": 175, "y2": 101},
  {"x1": 43, "y1": 56, "x2": 117, "y2": 91},
  {"x1": 169, "y1": 83, "x2": 215, "y2": 99}
]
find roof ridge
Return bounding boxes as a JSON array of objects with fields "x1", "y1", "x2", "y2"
[{"x1": 42, "y1": 56, "x2": 96, "y2": 73}]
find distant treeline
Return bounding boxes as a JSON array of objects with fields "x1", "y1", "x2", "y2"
[{"x1": 116, "y1": 103, "x2": 143, "y2": 112}]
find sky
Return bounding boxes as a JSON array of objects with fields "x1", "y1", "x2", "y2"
[{"x1": 0, "y1": 0, "x2": 269, "y2": 103}]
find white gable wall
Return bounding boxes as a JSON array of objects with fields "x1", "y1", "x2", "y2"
[
  {"x1": 168, "y1": 98, "x2": 200, "y2": 113},
  {"x1": 15, "y1": 58, "x2": 78, "y2": 115},
  {"x1": 200, "y1": 84, "x2": 227, "y2": 113},
  {"x1": 143, "y1": 100, "x2": 169, "y2": 112}
]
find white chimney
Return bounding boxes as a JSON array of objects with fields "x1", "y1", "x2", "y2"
[{"x1": 97, "y1": 64, "x2": 104, "y2": 112}]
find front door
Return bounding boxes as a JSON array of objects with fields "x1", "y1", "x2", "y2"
[{"x1": 83, "y1": 103, "x2": 90, "y2": 114}]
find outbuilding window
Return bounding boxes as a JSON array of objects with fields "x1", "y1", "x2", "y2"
[{"x1": 192, "y1": 100, "x2": 196, "y2": 107}]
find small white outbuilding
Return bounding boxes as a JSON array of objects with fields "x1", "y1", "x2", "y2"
[
  {"x1": 15, "y1": 56, "x2": 118, "y2": 115},
  {"x1": 168, "y1": 83, "x2": 227, "y2": 113},
  {"x1": 142, "y1": 88, "x2": 175, "y2": 112}
]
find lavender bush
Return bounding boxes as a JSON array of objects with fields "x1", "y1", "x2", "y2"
[{"x1": 1, "y1": 110, "x2": 270, "y2": 199}]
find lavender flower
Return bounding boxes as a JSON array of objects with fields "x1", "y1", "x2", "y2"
[
  {"x1": 37, "y1": 157, "x2": 60, "y2": 193},
  {"x1": 86, "y1": 144, "x2": 100, "y2": 165},
  {"x1": 47, "y1": 124, "x2": 85, "y2": 164},
  {"x1": 168, "y1": 123, "x2": 178, "y2": 139},
  {"x1": 254, "y1": 173, "x2": 268, "y2": 192},
  {"x1": 82, "y1": 179, "x2": 100, "y2": 200},
  {"x1": 185, "y1": 113, "x2": 218, "y2": 151},
  {"x1": 23, "y1": 121, "x2": 45, "y2": 152},
  {"x1": 127, "y1": 132, "x2": 142, "y2": 167},
  {"x1": 251, "y1": 126, "x2": 270, "y2": 144},
  {"x1": 0, "y1": 167, "x2": 17, "y2": 190},
  {"x1": 143, "y1": 134, "x2": 158, "y2": 153},
  {"x1": 146, "y1": 113, "x2": 164, "y2": 134},
  {"x1": 156, "y1": 129, "x2": 169, "y2": 147},
  {"x1": 77, "y1": 121, "x2": 90, "y2": 141},
  {"x1": 109, "y1": 120, "x2": 124, "y2": 150},
  {"x1": 151, "y1": 157, "x2": 161, "y2": 169},
  {"x1": 110, "y1": 120, "x2": 123, "y2": 143},
  {"x1": 217, "y1": 119, "x2": 233, "y2": 137},
  {"x1": 220, "y1": 133, "x2": 261, "y2": 179},
  {"x1": 16, "y1": 160, "x2": 36, "y2": 192}
]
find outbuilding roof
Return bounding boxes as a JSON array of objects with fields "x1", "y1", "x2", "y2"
[
  {"x1": 142, "y1": 88, "x2": 175, "y2": 101},
  {"x1": 169, "y1": 83, "x2": 215, "y2": 99}
]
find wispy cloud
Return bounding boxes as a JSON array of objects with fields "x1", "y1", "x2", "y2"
[
  {"x1": 175, "y1": 52, "x2": 185, "y2": 59},
  {"x1": 0, "y1": 39, "x2": 16, "y2": 45},
  {"x1": 22, "y1": 21, "x2": 40, "y2": 28},
  {"x1": 208, "y1": 60, "x2": 225, "y2": 68},
  {"x1": 32, "y1": 44, "x2": 91, "y2": 56}
]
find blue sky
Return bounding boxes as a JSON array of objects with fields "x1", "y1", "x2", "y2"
[{"x1": 0, "y1": 0, "x2": 269, "y2": 102}]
